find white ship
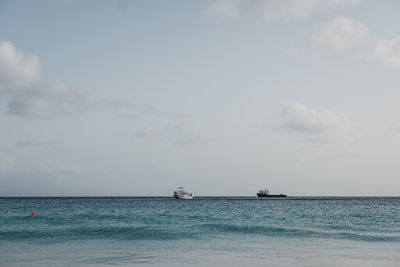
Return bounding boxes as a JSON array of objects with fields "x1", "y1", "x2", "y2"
[{"x1": 173, "y1": 187, "x2": 194, "y2": 199}]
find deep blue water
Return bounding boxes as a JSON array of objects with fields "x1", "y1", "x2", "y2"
[{"x1": 1, "y1": 197, "x2": 400, "y2": 266}]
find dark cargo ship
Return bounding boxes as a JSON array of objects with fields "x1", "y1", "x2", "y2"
[{"x1": 257, "y1": 188, "x2": 287, "y2": 198}]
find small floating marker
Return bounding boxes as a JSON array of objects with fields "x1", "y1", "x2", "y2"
[{"x1": 31, "y1": 212, "x2": 36, "y2": 216}]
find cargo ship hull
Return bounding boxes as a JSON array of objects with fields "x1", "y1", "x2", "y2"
[{"x1": 257, "y1": 193, "x2": 287, "y2": 197}]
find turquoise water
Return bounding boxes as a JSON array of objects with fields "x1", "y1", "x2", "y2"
[{"x1": 1, "y1": 197, "x2": 400, "y2": 266}]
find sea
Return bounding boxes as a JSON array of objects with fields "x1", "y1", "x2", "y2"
[{"x1": 1, "y1": 197, "x2": 399, "y2": 266}]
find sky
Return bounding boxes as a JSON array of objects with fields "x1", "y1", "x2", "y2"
[{"x1": 1, "y1": 0, "x2": 400, "y2": 196}]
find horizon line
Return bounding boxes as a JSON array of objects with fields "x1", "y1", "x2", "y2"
[{"x1": 0, "y1": 195, "x2": 399, "y2": 198}]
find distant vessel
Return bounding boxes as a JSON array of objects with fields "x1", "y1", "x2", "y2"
[
  {"x1": 257, "y1": 188, "x2": 287, "y2": 198},
  {"x1": 173, "y1": 187, "x2": 194, "y2": 199}
]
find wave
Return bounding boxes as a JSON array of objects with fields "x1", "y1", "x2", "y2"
[
  {"x1": 0, "y1": 226, "x2": 197, "y2": 241},
  {"x1": 201, "y1": 223, "x2": 400, "y2": 242},
  {"x1": 1, "y1": 223, "x2": 399, "y2": 243}
]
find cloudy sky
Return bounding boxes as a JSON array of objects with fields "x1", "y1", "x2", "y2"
[{"x1": 1, "y1": 0, "x2": 400, "y2": 196}]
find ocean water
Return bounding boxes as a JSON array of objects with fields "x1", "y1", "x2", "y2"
[{"x1": 1, "y1": 197, "x2": 400, "y2": 266}]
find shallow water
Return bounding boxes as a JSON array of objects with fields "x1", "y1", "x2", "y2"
[{"x1": 1, "y1": 197, "x2": 400, "y2": 266}]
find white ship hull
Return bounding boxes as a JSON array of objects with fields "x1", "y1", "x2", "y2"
[
  {"x1": 173, "y1": 187, "x2": 194, "y2": 199},
  {"x1": 174, "y1": 194, "x2": 193, "y2": 199}
]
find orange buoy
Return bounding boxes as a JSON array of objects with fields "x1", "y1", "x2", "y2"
[{"x1": 31, "y1": 212, "x2": 36, "y2": 216}]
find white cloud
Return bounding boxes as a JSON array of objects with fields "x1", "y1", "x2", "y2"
[
  {"x1": 278, "y1": 102, "x2": 349, "y2": 137},
  {"x1": 204, "y1": 0, "x2": 239, "y2": 19},
  {"x1": 0, "y1": 153, "x2": 13, "y2": 173},
  {"x1": 134, "y1": 124, "x2": 198, "y2": 145},
  {"x1": 284, "y1": 46, "x2": 301, "y2": 57},
  {"x1": 389, "y1": 126, "x2": 400, "y2": 133},
  {"x1": 15, "y1": 141, "x2": 67, "y2": 151},
  {"x1": 204, "y1": 0, "x2": 359, "y2": 21},
  {"x1": 375, "y1": 37, "x2": 400, "y2": 68},
  {"x1": 107, "y1": 99, "x2": 155, "y2": 120},
  {"x1": 259, "y1": 0, "x2": 359, "y2": 21},
  {"x1": 0, "y1": 41, "x2": 85, "y2": 118},
  {"x1": 308, "y1": 17, "x2": 400, "y2": 69},
  {"x1": 0, "y1": 41, "x2": 42, "y2": 87},
  {"x1": 134, "y1": 121, "x2": 217, "y2": 146},
  {"x1": 310, "y1": 16, "x2": 370, "y2": 52}
]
